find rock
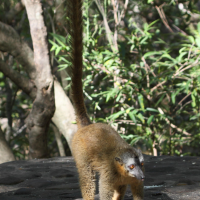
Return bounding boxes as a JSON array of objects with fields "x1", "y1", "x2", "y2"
[{"x1": 0, "y1": 155, "x2": 199, "y2": 199}]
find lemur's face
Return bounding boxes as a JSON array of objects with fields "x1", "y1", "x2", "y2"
[
  {"x1": 124, "y1": 157, "x2": 145, "y2": 181},
  {"x1": 115, "y1": 149, "x2": 145, "y2": 181}
]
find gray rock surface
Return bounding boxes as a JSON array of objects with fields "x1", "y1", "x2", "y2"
[{"x1": 0, "y1": 155, "x2": 200, "y2": 200}]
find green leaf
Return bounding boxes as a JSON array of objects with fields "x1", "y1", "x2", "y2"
[
  {"x1": 145, "y1": 127, "x2": 152, "y2": 136},
  {"x1": 197, "y1": 22, "x2": 200, "y2": 35},
  {"x1": 171, "y1": 92, "x2": 176, "y2": 104},
  {"x1": 148, "y1": 19, "x2": 159, "y2": 27},
  {"x1": 130, "y1": 135, "x2": 145, "y2": 145},
  {"x1": 143, "y1": 51, "x2": 163, "y2": 59},
  {"x1": 146, "y1": 107, "x2": 159, "y2": 112},
  {"x1": 136, "y1": 113, "x2": 144, "y2": 123},
  {"x1": 148, "y1": 0, "x2": 154, "y2": 3},
  {"x1": 191, "y1": 92, "x2": 196, "y2": 107},
  {"x1": 179, "y1": 47, "x2": 186, "y2": 53},
  {"x1": 116, "y1": 91, "x2": 122, "y2": 102},
  {"x1": 50, "y1": 33, "x2": 66, "y2": 46},
  {"x1": 128, "y1": 111, "x2": 136, "y2": 123},
  {"x1": 138, "y1": 94, "x2": 145, "y2": 111},
  {"x1": 120, "y1": 134, "x2": 134, "y2": 140},
  {"x1": 94, "y1": 102, "x2": 101, "y2": 110},
  {"x1": 195, "y1": 37, "x2": 200, "y2": 48},
  {"x1": 187, "y1": 36, "x2": 195, "y2": 44},
  {"x1": 161, "y1": 53, "x2": 175, "y2": 62},
  {"x1": 147, "y1": 115, "x2": 154, "y2": 126},
  {"x1": 140, "y1": 36, "x2": 148, "y2": 44},
  {"x1": 104, "y1": 59, "x2": 115, "y2": 67},
  {"x1": 106, "y1": 88, "x2": 119, "y2": 102},
  {"x1": 185, "y1": 80, "x2": 191, "y2": 93},
  {"x1": 171, "y1": 87, "x2": 185, "y2": 104},
  {"x1": 190, "y1": 113, "x2": 200, "y2": 120},
  {"x1": 176, "y1": 52, "x2": 187, "y2": 62},
  {"x1": 55, "y1": 46, "x2": 62, "y2": 56},
  {"x1": 155, "y1": 94, "x2": 165, "y2": 107},
  {"x1": 108, "y1": 110, "x2": 125, "y2": 120}
]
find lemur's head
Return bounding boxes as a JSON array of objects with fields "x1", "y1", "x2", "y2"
[{"x1": 115, "y1": 148, "x2": 145, "y2": 181}]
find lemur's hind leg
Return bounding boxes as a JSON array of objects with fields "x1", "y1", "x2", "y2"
[
  {"x1": 112, "y1": 185, "x2": 127, "y2": 200},
  {"x1": 130, "y1": 181, "x2": 144, "y2": 200},
  {"x1": 77, "y1": 162, "x2": 96, "y2": 200}
]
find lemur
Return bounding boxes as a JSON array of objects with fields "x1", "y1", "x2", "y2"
[{"x1": 67, "y1": 0, "x2": 145, "y2": 199}]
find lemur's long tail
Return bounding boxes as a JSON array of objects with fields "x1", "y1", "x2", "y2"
[{"x1": 68, "y1": 0, "x2": 91, "y2": 128}]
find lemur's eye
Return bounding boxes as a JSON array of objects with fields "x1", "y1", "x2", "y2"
[
  {"x1": 129, "y1": 164, "x2": 135, "y2": 169},
  {"x1": 141, "y1": 162, "x2": 144, "y2": 166}
]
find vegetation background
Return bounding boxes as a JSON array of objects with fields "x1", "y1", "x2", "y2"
[{"x1": 0, "y1": 0, "x2": 200, "y2": 163}]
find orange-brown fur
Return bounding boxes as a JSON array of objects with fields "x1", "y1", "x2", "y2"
[
  {"x1": 68, "y1": 0, "x2": 144, "y2": 199},
  {"x1": 71, "y1": 123, "x2": 144, "y2": 199}
]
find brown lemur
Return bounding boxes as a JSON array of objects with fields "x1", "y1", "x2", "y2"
[{"x1": 67, "y1": 0, "x2": 145, "y2": 199}]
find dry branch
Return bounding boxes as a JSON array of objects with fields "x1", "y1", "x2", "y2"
[
  {"x1": 0, "y1": 60, "x2": 36, "y2": 99},
  {"x1": 0, "y1": 20, "x2": 76, "y2": 150},
  {"x1": 0, "y1": 21, "x2": 36, "y2": 79},
  {"x1": 158, "y1": 107, "x2": 191, "y2": 136},
  {"x1": 156, "y1": 4, "x2": 173, "y2": 33}
]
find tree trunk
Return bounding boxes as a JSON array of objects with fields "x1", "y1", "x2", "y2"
[
  {"x1": 52, "y1": 80, "x2": 77, "y2": 148},
  {"x1": 24, "y1": 0, "x2": 55, "y2": 159},
  {"x1": 0, "y1": 17, "x2": 77, "y2": 158}
]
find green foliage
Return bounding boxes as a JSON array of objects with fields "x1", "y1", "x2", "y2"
[
  {"x1": 0, "y1": 0, "x2": 199, "y2": 159},
  {"x1": 50, "y1": 0, "x2": 200, "y2": 156},
  {"x1": 0, "y1": 71, "x2": 31, "y2": 159}
]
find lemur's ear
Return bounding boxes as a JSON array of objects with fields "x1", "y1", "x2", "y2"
[{"x1": 115, "y1": 157, "x2": 123, "y2": 165}]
